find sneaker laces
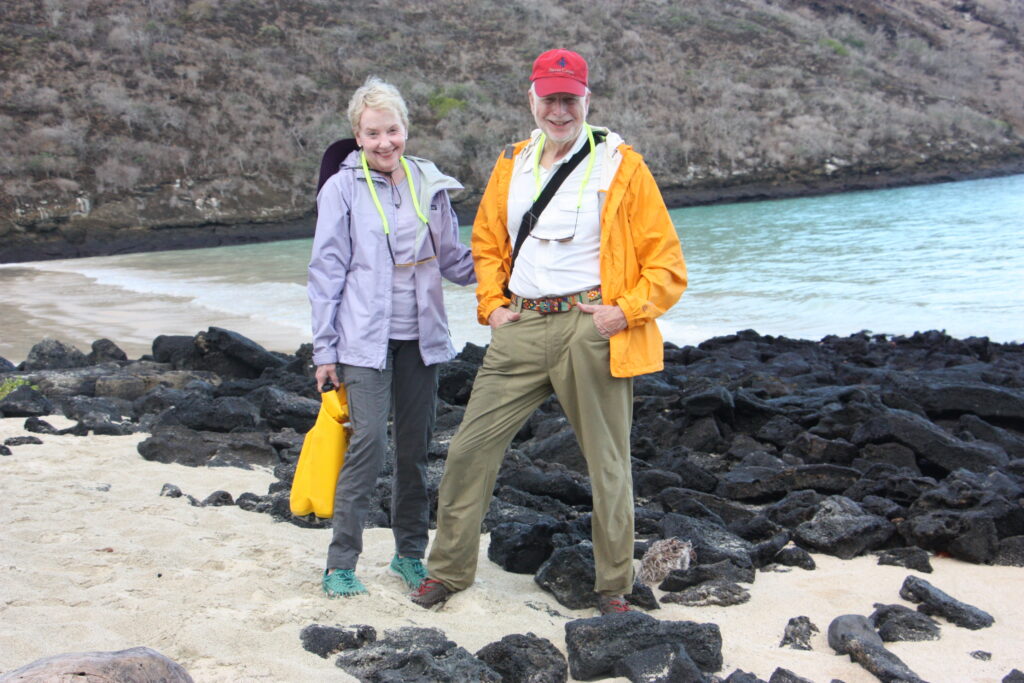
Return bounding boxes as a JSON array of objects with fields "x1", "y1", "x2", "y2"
[
  {"x1": 412, "y1": 578, "x2": 444, "y2": 597},
  {"x1": 395, "y1": 557, "x2": 427, "y2": 579},
  {"x1": 604, "y1": 598, "x2": 630, "y2": 613},
  {"x1": 325, "y1": 569, "x2": 365, "y2": 594}
]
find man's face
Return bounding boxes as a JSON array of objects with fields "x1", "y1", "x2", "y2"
[{"x1": 529, "y1": 90, "x2": 590, "y2": 145}]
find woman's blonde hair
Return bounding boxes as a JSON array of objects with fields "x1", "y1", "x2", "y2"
[{"x1": 347, "y1": 76, "x2": 410, "y2": 134}]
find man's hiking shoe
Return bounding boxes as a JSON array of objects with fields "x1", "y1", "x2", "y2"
[
  {"x1": 597, "y1": 594, "x2": 632, "y2": 615},
  {"x1": 410, "y1": 578, "x2": 452, "y2": 609},
  {"x1": 389, "y1": 555, "x2": 428, "y2": 590},
  {"x1": 322, "y1": 569, "x2": 368, "y2": 598}
]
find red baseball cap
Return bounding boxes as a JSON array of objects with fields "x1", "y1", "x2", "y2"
[{"x1": 530, "y1": 49, "x2": 588, "y2": 97}]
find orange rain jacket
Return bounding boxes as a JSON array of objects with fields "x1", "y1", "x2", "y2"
[{"x1": 471, "y1": 128, "x2": 688, "y2": 378}]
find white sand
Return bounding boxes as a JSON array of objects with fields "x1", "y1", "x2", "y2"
[{"x1": 1, "y1": 416, "x2": 1022, "y2": 682}]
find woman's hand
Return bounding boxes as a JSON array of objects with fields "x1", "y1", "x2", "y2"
[{"x1": 315, "y1": 363, "x2": 340, "y2": 392}]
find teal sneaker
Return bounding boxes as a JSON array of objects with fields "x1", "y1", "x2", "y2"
[
  {"x1": 389, "y1": 555, "x2": 428, "y2": 590},
  {"x1": 322, "y1": 569, "x2": 368, "y2": 598}
]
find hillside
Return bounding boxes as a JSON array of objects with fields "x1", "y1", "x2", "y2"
[{"x1": 2, "y1": 0, "x2": 1023, "y2": 261}]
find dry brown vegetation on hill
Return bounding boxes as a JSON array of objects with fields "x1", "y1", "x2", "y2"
[{"x1": 1, "y1": 0, "x2": 1022, "y2": 260}]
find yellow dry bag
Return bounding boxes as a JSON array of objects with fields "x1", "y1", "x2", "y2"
[{"x1": 289, "y1": 386, "x2": 350, "y2": 518}]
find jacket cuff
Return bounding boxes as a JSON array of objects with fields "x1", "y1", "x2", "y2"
[
  {"x1": 615, "y1": 294, "x2": 657, "y2": 328},
  {"x1": 478, "y1": 296, "x2": 512, "y2": 326},
  {"x1": 312, "y1": 351, "x2": 339, "y2": 367}
]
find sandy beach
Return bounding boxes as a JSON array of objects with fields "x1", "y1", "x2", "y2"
[{"x1": 1, "y1": 416, "x2": 1021, "y2": 682}]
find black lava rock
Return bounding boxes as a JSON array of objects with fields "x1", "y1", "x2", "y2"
[
  {"x1": 772, "y1": 545, "x2": 817, "y2": 570},
  {"x1": 768, "y1": 668, "x2": 814, "y2": 683},
  {"x1": 899, "y1": 575, "x2": 995, "y2": 630},
  {"x1": 827, "y1": 614, "x2": 884, "y2": 652},
  {"x1": 137, "y1": 426, "x2": 277, "y2": 468},
  {"x1": 437, "y1": 360, "x2": 477, "y2": 405},
  {"x1": 996, "y1": 535, "x2": 1024, "y2": 566},
  {"x1": 24, "y1": 416, "x2": 60, "y2": 434},
  {"x1": 658, "y1": 559, "x2": 755, "y2": 592},
  {"x1": 87, "y1": 338, "x2": 129, "y2": 364},
  {"x1": 247, "y1": 385, "x2": 319, "y2": 432},
  {"x1": 564, "y1": 611, "x2": 722, "y2": 679},
  {"x1": 660, "y1": 580, "x2": 751, "y2": 607},
  {"x1": 843, "y1": 638, "x2": 926, "y2": 683},
  {"x1": 499, "y1": 464, "x2": 592, "y2": 506},
  {"x1": 300, "y1": 624, "x2": 376, "y2": 659},
  {"x1": 160, "y1": 483, "x2": 183, "y2": 498},
  {"x1": 869, "y1": 603, "x2": 941, "y2": 642},
  {"x1": 533, "y1": 543, "x2": 598, "y2": 610},
  {"x1": 334, "y1": 626, "x2": 500, "y2": 682},
  {"x1": 19, "y1": 338, "x2": 89, "y2": 371},
  {"x1": 201, "y1": 490, "x2": 235, "y2": 507},
  {"x1": 474, "y1": 632, "x2": 567, "y2": 683},
  {"x1": 659, "y1": 513, "x2": 754, "y2": 570},
  {"x1": 487, "y1": 521, "x2": 562, "y2": 574},
  {"x1": 4, "y1": 435, "x2": 44, "y2": 447},
  {"x1": 154, "y1": 394, "x2": 262, "y2": 433},
  {"x1": 192, "y1": 327, "x2": 286, "y2": 378},
  {"x1": 613, "y1": 642, "x2": 708, "y2": 683},
  {"x1": 876, "y1": 547, "x2": 933, "y2": 573},
  {"x1": 793, "y1": 496, "x2": 895, "y2": 559},
  {"x1": 852, "y1": 408, "x2": 1007, "y2": 475},
  {"x1": 0, "y1": 385, "x2": 54, "y2": 417},
  {"x1": 722, "y1": 670, "x2": 766, "y2": 683}
]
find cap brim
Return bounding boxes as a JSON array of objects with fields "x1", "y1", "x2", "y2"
[{"x1": 533, "y1": 76, "x2": 586, "y2": 97}]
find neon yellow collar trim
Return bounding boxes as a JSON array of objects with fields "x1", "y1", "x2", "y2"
[
  {"x1": 531, "y1": 123, "x2": 597, "y2": 209},
  {"x1": 360, "y1": 151, "x2": 428, "y2": 235}
]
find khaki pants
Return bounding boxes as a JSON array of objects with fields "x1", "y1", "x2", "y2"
[{"x1": 427, "y1": 300, "x2": 635, "y2": 595}]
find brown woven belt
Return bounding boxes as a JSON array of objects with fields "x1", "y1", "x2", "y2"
[{"x1": 510, "y1": 286, "x2": 601, "y2": 314}]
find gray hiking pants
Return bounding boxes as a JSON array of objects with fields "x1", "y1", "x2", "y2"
[{"x1": 326, "y1": 339, "x2": 438, "y2": 570}]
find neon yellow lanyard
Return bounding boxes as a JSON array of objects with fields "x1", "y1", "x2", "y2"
[
  {"x1": 361, "y1": 152, "x2": 428, "y2": 235},
  {"x1": 532, "y1": 122, "x2": 597, "y2": 207}
]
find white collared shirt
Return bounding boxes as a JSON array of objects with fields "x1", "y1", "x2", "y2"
[{"x1": 507, "y1": 127, "x2": 604, "y2": 298}]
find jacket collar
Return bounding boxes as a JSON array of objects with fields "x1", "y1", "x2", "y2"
[{"x1": 341, "y1": 150, "x2": 462, "y2": 209}]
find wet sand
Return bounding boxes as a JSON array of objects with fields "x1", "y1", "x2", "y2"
[{"x1": 0, "y1": 266, "x2": 306, "y2": 363}]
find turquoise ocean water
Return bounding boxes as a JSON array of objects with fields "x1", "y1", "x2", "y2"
[{"x1": 1, "y1": 173, "x2": 1021, "y2": 361}]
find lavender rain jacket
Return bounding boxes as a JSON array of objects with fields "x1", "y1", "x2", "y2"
[{"x1": 308, "y1": 150, "x2": 475, "y2": 369}]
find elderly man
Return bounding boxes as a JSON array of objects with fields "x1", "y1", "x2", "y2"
[{"x1": 412, "y1": 49, "x2": 687, "y2": 614}]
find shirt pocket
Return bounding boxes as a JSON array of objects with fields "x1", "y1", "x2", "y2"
[{"x1": 530, "y1": 195, "x2": 595, "y2": 242}]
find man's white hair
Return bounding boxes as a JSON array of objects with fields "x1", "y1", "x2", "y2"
[{"x1": 529, "y1": 83, "x2": 591, "y2": 97}]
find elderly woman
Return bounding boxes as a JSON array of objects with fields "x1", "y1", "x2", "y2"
[{"x1": 308, "y1": 77, "x2": 475, "y2": 598}]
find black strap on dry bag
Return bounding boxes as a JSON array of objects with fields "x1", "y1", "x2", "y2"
[{"x1": 507, "y1": 131, "x2": 606, "y2": 285}]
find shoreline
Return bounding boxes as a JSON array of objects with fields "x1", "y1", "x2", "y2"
[{"x1": 2, "y1": 156, "x2": 1022, "y2": 265}]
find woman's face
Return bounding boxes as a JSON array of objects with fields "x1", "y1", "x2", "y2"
[{"x1": 355, "y1": 107, "x2": 406, "y2": 173}]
